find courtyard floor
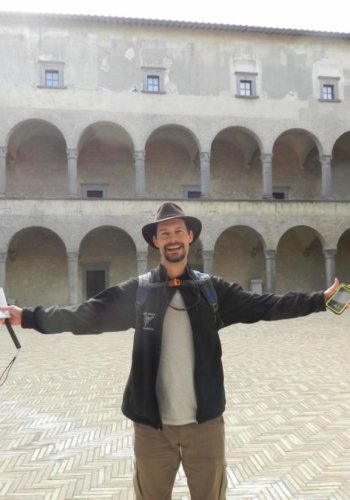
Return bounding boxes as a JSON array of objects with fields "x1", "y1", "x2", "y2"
[{"x1": 1, "y1": 311, "x2": 350, "y2": 499}]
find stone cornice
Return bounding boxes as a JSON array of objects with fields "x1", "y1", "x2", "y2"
[{"x1": 1, "y1": 11, "x2": 349, "y2": 39}]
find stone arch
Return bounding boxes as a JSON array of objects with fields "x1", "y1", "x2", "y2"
[
  {"x1": 211, "y1": 126, "x2": 263, "y2": 200},
  {"x1": 272, "y1": 128, "x2": 323, "y2": 200},
  {"x1": 276, "y1": 225, "x2": 325, "y2": 292},
  {"x1": 331, "y1": 132, "x2": 350, "y2": 201},
  {"x1": 336, "y1": 228, "x2": 350, "y2": 283},
  {"x1": 6, "y1": 116, "x2": 69, "y2": 146},
  {"x1": 213, "y1": 226, "x2": 266, "y2": 290},
  {"x1": 77, "y1": 122, "x2": 135, "y2": 199},
  {"x1": 145, "y1": 124, "x2": 201, "y2": 198},
  {"x1": 6, "y1": 226, "x2": 68, "y2": 306},
  {"x1": 6, "y1": 119, "x2": 67, "y2": 198},
  {"x1": 209, "y1": 124, "x2": 264, "y2": 153},
  {"x1": 79, "y1": 226, "x2": 137, "y2": 299}
]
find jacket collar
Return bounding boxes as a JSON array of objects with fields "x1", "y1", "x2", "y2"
[{"x1": 156, "y1": 264, "x2": 193, "y2": 282}]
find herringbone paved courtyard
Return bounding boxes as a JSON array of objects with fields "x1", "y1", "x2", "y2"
[{"x1": 1, "y1": 311, "x2": 350, "y2": 499}]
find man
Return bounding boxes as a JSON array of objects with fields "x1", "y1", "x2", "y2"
[{"x1": 0, "y1": 202, "x2": 345, "y2": 500}]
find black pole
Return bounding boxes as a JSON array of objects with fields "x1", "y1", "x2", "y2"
[{"x1": 4, "y1": 319, "x2": 21, "y2": 350}]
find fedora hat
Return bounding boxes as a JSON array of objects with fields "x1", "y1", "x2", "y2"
[{"x1": 142, "y1": 202, "x2": 202, "y2": 248}]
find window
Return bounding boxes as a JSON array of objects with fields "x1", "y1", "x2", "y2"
[
  {"x1": 45, "y1": 70, "x2": 60, "y2": 88},
  {"x1": 38, "y1": 61, "x2": 65, "y2": 89},
  {"x1": 239, "y1": 80, "x2": 253, "y2": 97},
  {"x1": 86, "y1": 270, "x2": 106, "y2": 298},
  {"x1": 318, "y1": 76, "x2": 340, "y2": 102},
  {"x1": 147, "y1": 75, "x2": 160, "y2": 93},
  {"x1": 81, "y1": 183, "x2": 108, "y2": 198},
  {"x1": 86, "y1": 189, "x2": 103, "y2": 198},
  {"x1": 183, "y1": 186, "x2": 201, "y2": 199},
  {"x1": 235, "y1": 72, "x2": 258, "y2": 98},
  {"x1": 142, "y1": 67, "x2": 165, "y2": 94},
  {"x1": 272, "y1": 187, "x2": 289, "y2": 200},
  {"x1": 83, "y1": 263, "x2": 109, "y2": 299},
  {"x1": 322, "y1": 84, "x2": 334, "y2": 100}
]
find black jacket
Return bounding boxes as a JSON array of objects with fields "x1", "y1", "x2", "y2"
[{"x1": 22, "y1": 265, "x2": 326, "y2": 428}]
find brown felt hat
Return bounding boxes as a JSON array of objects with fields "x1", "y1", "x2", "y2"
[{"x1": 142, "y1": 202, "x2": 202, "y2": 248}]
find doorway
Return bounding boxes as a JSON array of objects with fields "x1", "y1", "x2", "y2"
[{"x1": 84, "y1": 264, "x2": 109, "y2": 299}]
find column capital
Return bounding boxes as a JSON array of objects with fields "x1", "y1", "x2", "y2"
[
  {"x1": 200, "y1": 151, "x2": 211, "y2": 162},
  {"x1": 264, "y1": 249, "x2": 276, "y2": 259},
  {"x1": 135, "y1": 150, "x2": 146, "y2": 161},
  {"x1": 323, "y1": 248, "x2": 336, "y2": 259},
  {"x1": 202, "y1": 249, "x2": 214, "y2": 259},
  {"x1": 0, "y1": 252, "x2": 7, "y2": 262},
  {"x1": 260, "y1": 153, "x2": 273, "y2": 164},
  {"x1": 67, "y1": 148, "x2": 78, "y2": 160},
  {"x1": 320, "y1": 154, "x2": 332, "y2": 165},
  {"x1": 0, "y1": 147, "x2": 7, "y2": 158},
  {"x1": 137, "y1": 250, "x2": 148, "y2": 261},
  {"x1": 67, "y1": 251, "x2": 79, "y2": 261}
]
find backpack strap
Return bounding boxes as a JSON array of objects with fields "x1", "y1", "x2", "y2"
[
  {"x1": 136, "y1": 271, "x2": 152, "y2": 309},
  {"x1": 136, "y1": 270, "x2": 219, "y2": 316},
  {"x1": 192, "y1": 270, "x2": 219, "y2": 313}
]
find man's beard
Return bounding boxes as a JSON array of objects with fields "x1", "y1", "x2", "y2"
[
  {"x1": 164, "y1": 244, "x2": 186, "y2": 263},
  {"x1": 165, "y1": 252, "x2": 186, "y2": 263}
]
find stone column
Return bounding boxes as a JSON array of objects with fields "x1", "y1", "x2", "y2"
[
  {"x1": 67, "y1": 252, "x2": 79, "y2": 305},
  {"x1": 323, "y1": 248, "x2": 336, "y2": 288},
  {"x1": 202, "y1": 250, "x2": 213, "y2": 274},
  {"x1": 0, "y1": 252, "x2": 6, "y2": 288},
  {"x1": 264, "y1": 249, "x2": 276, "y2": 292},
  {"x1": 0, "y1": 147, "x2": 7, "y2": 197},
  {"x1": 200, "y1": 152, "x2": 210, "y2": 198},
  {"x1": 321, "y1": 155, "x2": 333, "y2": 200},
  {"x1": 67, "y1": 148, "x2": 78, "y2": 197},
  {"x1": 135, "y1": 150, "x2": 146, "y2": 198},
  {"x1": 261, "y1": 154, "x2": 273, "y2": 199},
  {"x1": 137, "y1": 250, "x2": 148, "y2": 275}
]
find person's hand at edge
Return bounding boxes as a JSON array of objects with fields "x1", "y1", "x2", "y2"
[
  {"x1": 324, "y1": 278, "x2": 350, "y2": 311},
  {"x1": 0, "y1": 306, "x2": 23, "y2": 326},
  {"x1": 324, "y1": 278, "x2": 340, "y2": 303}
]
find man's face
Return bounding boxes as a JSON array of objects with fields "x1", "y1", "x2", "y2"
[{"x1": 153, "y1": 218, "x2": 193, "y2": 264}]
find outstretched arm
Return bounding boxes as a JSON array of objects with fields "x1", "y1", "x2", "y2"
[
  {"x1": 214, "y1": 275, "x2": 349, "y2": 326},
  {"x1": 0, "y1": 278, "x2": 138, "y2": 334}
]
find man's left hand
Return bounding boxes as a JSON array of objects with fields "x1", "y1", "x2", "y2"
[
  {"x1": 324, "y1": 278, "x2": 350, "y2": 311},
  {"x1": 324, "y1": 278, "x2": 340, "y2": 303}
]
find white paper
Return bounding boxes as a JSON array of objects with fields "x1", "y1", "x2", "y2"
[{"x1": 0, "y1": 287, "x2": 10, "y2": 318}]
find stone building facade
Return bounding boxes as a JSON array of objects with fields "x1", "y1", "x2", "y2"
[{"x1": 0, "y1": 11, "x2": 349, "y2": 306}]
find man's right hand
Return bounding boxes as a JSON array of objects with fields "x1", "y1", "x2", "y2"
[{"x1": 0, "y1": 306, "x2": 23, "y2": 326}]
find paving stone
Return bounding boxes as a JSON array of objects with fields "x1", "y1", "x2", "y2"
[{"x1": 1, "y1": 311, "x2": 350, "y2": 498}]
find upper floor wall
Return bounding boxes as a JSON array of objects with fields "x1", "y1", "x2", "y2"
[
  {"x1": 1, "y1": 13, "x2": 350, "y2": 150},
  {"x1": 0, "y1": 13, "x2": 349, "y2": 96}
]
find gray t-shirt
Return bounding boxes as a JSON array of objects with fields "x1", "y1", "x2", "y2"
[{"x1": 156, "y1": 290, "x2": 197, "y2": 425}]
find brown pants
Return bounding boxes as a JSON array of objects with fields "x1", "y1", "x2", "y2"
[{"x1": 133, "y1": 416, "x2": 227, "y2": 500}]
